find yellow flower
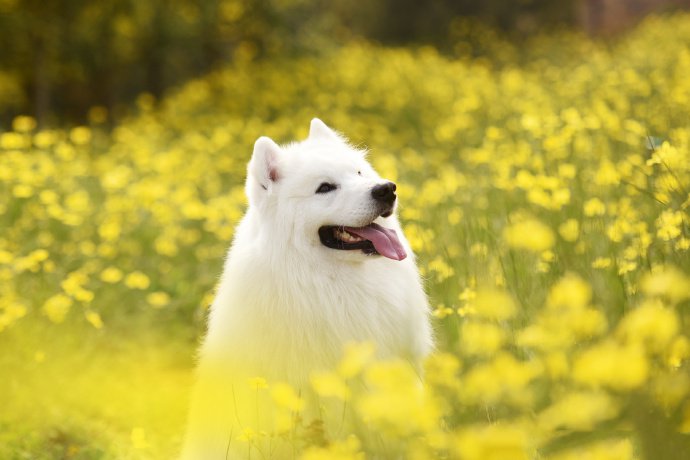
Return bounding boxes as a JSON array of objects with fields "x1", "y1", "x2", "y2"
[
  {"x1": 248, "y1": 376, "x2": 268, "y2": 390},
  {"x1": 453, "y1": 423, "x2": 532, "y2": 460},
  {"x1": 652, "y1": 371, "x2": 689, "y2": 409},
  {"x1": 12, "y1": 115, "x2": 37, "y2": 132},
  {"x1": 472, "y1": 289, "x2": 517, "y2": 321},
  {"x1": 538, "y1": 390, "x2": 619, "y2": 431},
  {"x1": 358, "y1": 359, "x2": 439, "y2": 435},
  {"x1": 125, "y1": 271, "x2": 150, "y2": 289},
  {"x1": 448, "y1": 208, "x2": 463, "y2": 225},
  {"x1": 338, "y1": 341, "x2": 375, "y2": 378},
  {"x1": 573, "y1": 340, "x2": 648, "y2": 390},
  {"x1": 617, "y1": 299, "x2": 678, "y2": 353},
  {"x1": 428, "y1": 256, "x2": 454, "y2": 282},
  {"x1": 617, "y1": 259, "x2": 637, "y2": 275},
  {"x1": 595, "y1": 160, "x2": 620, "y2": 186},
  {"x1": 131, "y1": 427, "x2": 148, "y2": 449},
  {"x1": 69, "y1": 126, "x2": 92, "y2": 145},
  {"x1": 98, "y1": 243, "x2": 117, "y2": 258},
  {"x1": 34, "y1": 130, "x2": 58, "y2": 148},
  {"x1": 39, "y1": 189, "x2": 59, "y2": 204},
  {"x1": 28, "y1": 249, "x2": 49, "y2": 263},
  {"x1": 301, "y1": 435, "x2": 363, "y2": 460},
  {"x1": 647, "y1": 141, "x2": 685, "y2": 169},
  {"x1": 656, "y1": 209, "x2": 684, "y2": 240},
  {"x1": 12, "y1": 184, "x2": 34, "y2": 198},
  {"x1": 432, "y1": 304, "x2": 454, "y2": 318},
  {"x1": 676, "y1": 237, "x2": 690, "y2": 251},
  {"x1": 237, "y1": 427, "x2": 256, "y2": 442},
  {"x1": 98, "y1": 219, "x2": 122, "y2": 242},
  {"x1": 549, "y1": 439, "x2": 634, "y2": 460},
  {"x1": 667, "y1": 336, "x2": 690, "y2": 368},
  {"x1": 459, "y1": 287, "x2": 476, "y2": 302},
  {"x1": 199, "y1": 290, "x2": 215, "y2": 310},
  {"x1": 551, "y1": 188, "x2": 571, "y2": 209},
  {"x1": 43, "y1": 260, "x2": 56, "y2": 273},
  {"x1": 547, "y1": 273, "x2": 591, "y2": 310},
  {"x1": 42, "y1": 294, "x2": 72, "y2": 323},
  {"x1": 583, "y1": 197, "x2": 606, "y2": 216},
  {"x1": 542, "y1": 351, "x2": 569, "y2": 379},
  {"x1": 640, "y1": 266, "x2": 690, "y2": 304},
  {"x1": 100, "y1": 266, "x2": 123, "y2": 283},
  {"x1": 73, "y1": 288, "x2": 94, "y2": 303},
  {"x1": 154, "y1": 236, "x2": 178, "y2": 256},
  {"x1": 424, "y1": 352, "x2": 461, "y2": 388},
  {"x1": 0, "y1": 132, "x2": 27, "y2": 149},
  {"x1": 558, "y1": 163, "x2": 577, "y2": 178},
  {"x1": 0, "y1": 250, "x2": 13, "y2": 264},
  {"x1": 469, "y1": 242, "x2": 488, "y2": 257},
  {"x1": 592, "y1": 257, "x2": 612, "y2": 269},
  {"x1": 270, "y1": 382, "x2": 304, "y2": 412},
  {"x1": 146, "y1": 291, "x2": 170, "y2": 308},
  {"x1": 85, "y1": 311, "x2": 104, "y2": 329},
  {"x1": 460, "y1": 321, "x2": 505, "y2": 356},
  {"x1": 461, "y1": 353, "x2": 542, "y2": 406},
  {"x1": 558, "y1": 218, "x2": 579, "y2": 242},
  {"x1": 311, "y1": 371, "x2": 351, "y2": 400},
  {"x1": 0, "y1": 300, "x2": 27, "y2": 331},
  {"x1": 61, "y1": 271, "x2": 89, "y2": 296},
  {"x1": 504, "y1": 218, "x2": 555, "y2": 252}
]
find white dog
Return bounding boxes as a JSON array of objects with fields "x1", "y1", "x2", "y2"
[{"x1": 181, "y1": 119, "x2": 433, "y2": 459}]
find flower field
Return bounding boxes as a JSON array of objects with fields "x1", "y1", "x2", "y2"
[{"x1": 2, "y1": 13, "x2": 690, "y2": 460}]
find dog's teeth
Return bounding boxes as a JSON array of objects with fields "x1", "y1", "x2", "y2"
[{"x1": 334, "y1": 229, "x2": 364, "y2": 243}]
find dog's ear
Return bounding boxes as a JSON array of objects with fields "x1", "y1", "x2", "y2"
[
  {"x1": 248, "y1": 136, "x2": 282, "y2": 193},
  {"x1": 309, "y1": 118, "x2": 340, "y2": 141}
]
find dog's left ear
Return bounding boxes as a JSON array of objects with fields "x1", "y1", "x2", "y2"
[{"x1": 309, "y1": 118, "x2": 340, "y2": 141}]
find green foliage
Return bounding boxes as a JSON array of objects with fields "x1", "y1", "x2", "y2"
[{"x1": 0, "y1": 0, "x2": 582, "y2": 125}]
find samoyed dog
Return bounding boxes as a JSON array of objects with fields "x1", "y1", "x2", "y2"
[{"x1": 181, "y1": 119, "x2": 433, "y2": 459}]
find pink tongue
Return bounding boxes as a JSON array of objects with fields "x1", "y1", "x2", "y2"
[{"x1": 344, "y1": 223, "x2": 407, "y2": 261}]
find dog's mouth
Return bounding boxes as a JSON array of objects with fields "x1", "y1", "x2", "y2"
[{"x1": 318, "y1": 223, "x2": 407, "y2": 261}]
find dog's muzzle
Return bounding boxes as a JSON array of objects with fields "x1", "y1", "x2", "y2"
[{"x1": 317, "y1": 181, "x2": 406, "y2": 261}]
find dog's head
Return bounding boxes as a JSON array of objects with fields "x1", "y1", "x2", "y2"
[{"x1": 245, "y1": 119, "x2": 407, "y2": 262}]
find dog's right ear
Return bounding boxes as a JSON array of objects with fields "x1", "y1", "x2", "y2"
[
  {"x1": 309, "y1": 118, "x2": 341, "y2": 142},
  {"x1": 248, "y1": 136, "x2": 282, "y2": 193}
]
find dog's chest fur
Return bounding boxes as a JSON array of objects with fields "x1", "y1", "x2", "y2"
[{"x1": 201, "y1": 216, "x2": 430, "y2": 384}]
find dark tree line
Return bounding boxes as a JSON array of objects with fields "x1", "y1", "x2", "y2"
[{"x1": 0, "y1": 0, "x2": 686, "y2": 127}]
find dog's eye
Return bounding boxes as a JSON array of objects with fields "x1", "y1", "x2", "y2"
[{"x1": 315, "y1": 182, "x2": 337, "y2": 194}]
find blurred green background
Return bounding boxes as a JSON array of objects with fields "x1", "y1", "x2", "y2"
[{"x1": 1, "y1": 0, "x2": 687, "y2": 126}]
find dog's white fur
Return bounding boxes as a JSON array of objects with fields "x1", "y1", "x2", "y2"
[{"x1": 181, "y1": 119, "x2": 432, "y2": 459}]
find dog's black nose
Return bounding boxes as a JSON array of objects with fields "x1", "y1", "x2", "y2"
[{"x1": 371, "y1": 182, "x2": 397, "y2": 205}]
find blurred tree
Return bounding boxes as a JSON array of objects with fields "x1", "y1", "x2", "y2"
[
  {"x1": 578, "y1": 0, "x2": 690, "y2": 34},
  {"x1": 0, "y1": 0, "x2": 687, "y2": 127},
  {"x1": 344, "y1": 0, "x2": 576, "y2": 45}
]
